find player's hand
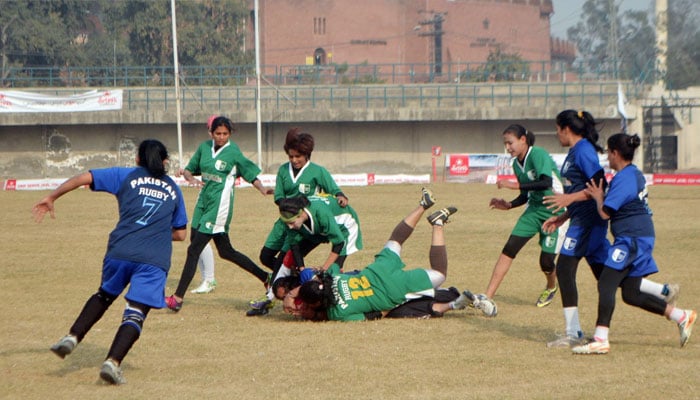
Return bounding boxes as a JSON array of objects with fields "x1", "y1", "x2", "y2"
[
  {"x1": 32, "y1": 198, "x2": 55, "y2": 222},
  {"x1": 496, "y1": 179, "x2": 518, "y2": 190},
  {"x1": 336, "y1": 195, "x2": 349, "y2": 207},
  {"x1": 542, "y1": 215, "x2": 563, "y2": 234},
  {"x1": 187, "y1": 178, "x2": 204, "y2": 188},
  {"x1": 489, "y1": 198, "x2": 510, "y2": 210},
  {"x1": 543, "y1": 193, "x2": 570, "y2": 214},
  {"x1": 584, "y1": 178, "x2": 604, "y2": 203}
]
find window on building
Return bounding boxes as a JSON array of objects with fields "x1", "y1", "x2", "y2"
[{"x1": 314, "y1": 17, "x2": 326, "y2": 34}]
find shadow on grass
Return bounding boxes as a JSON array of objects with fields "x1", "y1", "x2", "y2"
[
  {"x1": 32, "y1": 341, "x2": 135, "y2": 378},
  {"x1": 456, "y1": 308, "x2": 556, "y2": 344}
]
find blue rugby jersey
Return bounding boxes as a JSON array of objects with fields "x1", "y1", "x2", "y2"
[
  {"x1": 90, "y1": 167, "x2": 188, "y2": 271},
  {"x1": 604, "y1": 165, "x2": 654, "y2": 238},
  {"x1": 560, "y1": 139, "x2": 606, "y2": 225}
]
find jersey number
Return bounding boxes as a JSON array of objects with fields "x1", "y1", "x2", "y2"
[
  {"x1": 136, "y1": 197, "x2": 163, "y2": 226},
  {"x1": 348, "y1": 276, "x2": 374, "y2": 299}
]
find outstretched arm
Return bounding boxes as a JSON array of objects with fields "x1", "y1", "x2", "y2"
[
  {"x1": 32, "y1": 172, "x2": 93, "y2": 222},
  {"x1": 252, "y1": 178, "x2": 274, "y2": 195}
]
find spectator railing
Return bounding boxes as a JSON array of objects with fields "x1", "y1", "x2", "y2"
[{"x1": 19, "y1": 82, "x2": 644, "y2": 113}]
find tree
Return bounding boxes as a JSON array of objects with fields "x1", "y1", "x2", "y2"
[
  {"x1": 666, "y1": 0, "x2": 700, "y2": 89},
  {"x1": 567, "y1": 0, "x2": 700, "y2": 89},
  {"x1": 567, "y1": 0, "x2": 655, "y2": 82},
  {"x1": 0, "y1": 0, "x2": 253, "y2": 87},
  {"x1": 464, "y1": 47, "x2": 530, "y2": 82}
]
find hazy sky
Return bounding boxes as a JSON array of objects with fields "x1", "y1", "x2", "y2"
[{"x1": 550, "y1": 0, "x2": 653, "y2": 38}]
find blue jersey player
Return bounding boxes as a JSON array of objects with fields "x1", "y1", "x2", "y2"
[
  {"x1": 542, "y1": 110, "x2": 678, "y2": 348},
  {"x1": 33, "y1": 139, "x2": 188, "y2": 385},
  {"x1": 571, "y1": 133, "x2": 696, "y2": 354}
]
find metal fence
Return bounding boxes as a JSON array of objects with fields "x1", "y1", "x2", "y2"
[
  {"x1": 23, "y1": 81, "x2": 643, "y2": 113},
  {"x1": 0, "y1": 61, "x2": 655, "y2": 89}
]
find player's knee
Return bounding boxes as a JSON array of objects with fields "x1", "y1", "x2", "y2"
[
  {"x1": 539, "y1": 252, "x2": 556, "y2": 274},
  {"x1": 502, "y1": 235, "x2": 527, "y2": 259},
  {"x1": 97, "y1": 288, "x2": 117, "y2": 306},
  {"x1": 259, "y1": 247, "x2": 278, "y2": 269},
  {"x1": 121, "y1": 302, "x2": 149, "y2": 333},
  {"x1": 426, "y1": 269, "x2": 445, "y2": 288}
]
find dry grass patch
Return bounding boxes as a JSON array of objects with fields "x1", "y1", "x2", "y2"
[{"x1": 2, "y1": 183, "x2": 698, "y2": 399}]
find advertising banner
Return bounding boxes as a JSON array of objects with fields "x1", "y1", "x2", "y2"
[{"x1": 0, "y1": 90, "x2": 123, "y2": 113}]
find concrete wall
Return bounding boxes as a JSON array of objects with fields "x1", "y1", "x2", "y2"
[{"x1": 0, "y1": 118, "x2": 603, "y2": 180}]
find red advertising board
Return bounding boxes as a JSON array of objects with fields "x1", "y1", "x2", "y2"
[{"x1": 448, "y1": 154, "x2": 470, "y2": 175}]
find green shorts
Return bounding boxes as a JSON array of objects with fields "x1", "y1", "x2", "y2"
[{"x1": 511, "y1": 206, "x2": 561, "y2": 254}]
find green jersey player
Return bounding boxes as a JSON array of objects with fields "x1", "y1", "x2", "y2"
[
  {"x1": 287, "y1": 189, "x2": 466, "y2": 322},
  {"x1": 475, "y1": 124, "x2": 566, "y2": 315}
]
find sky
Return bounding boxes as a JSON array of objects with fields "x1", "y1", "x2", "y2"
[{"x1": 549, "y1": 0, "x2": 653, "y2": 38}]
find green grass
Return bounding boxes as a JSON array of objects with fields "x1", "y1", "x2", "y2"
[{"x1": 2, "y1": 183, "x2": 699, "y2": 399}]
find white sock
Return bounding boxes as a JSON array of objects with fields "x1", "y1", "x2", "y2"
[
  {"x1": 668, "y1": 307, "x2": 685, "y2": 324},
  {"x1": 198, "y1": 243, "x2": 216, "y2": 281},
  {"x1": 563, "y1": 307, "x2": 582, "y2": 338},
  {"x1": 593, "y1": 326, "x2": 609, "y2": 342},
  {"x1": 639, "y1": 278, "x2": 664, "y2": 299}
]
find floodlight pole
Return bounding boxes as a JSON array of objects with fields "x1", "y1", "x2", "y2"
[
  {"x1": 171, "y1": 0, "x2": 183, "y2": 169},
  {"x1": 254, "y1": 0, "x2": 263, "y2": 169}
]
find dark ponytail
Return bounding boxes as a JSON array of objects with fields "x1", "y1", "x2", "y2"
[
  {"x1": 556, "y1": 109, "x2": 604, "y2": 153},
  {"x1": 137, "y1": 139, "x2": 169, "y2": 178},
  {"x1": 606, "y1": 133, "x2": 641, "y2": 161},
  {"x1": 298, "y1": 271, "x2": 336, "y2": 308},
  {"x1": 503, "y1": 124, "x2": 535, "y2": 146}
]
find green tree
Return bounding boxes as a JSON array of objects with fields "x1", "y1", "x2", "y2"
[
  {"x1": 666, "y1": 0, "x2": 700, "y2": 89},
  {"x1": 1, "y1": 0, "x2": 253, "y2": 87},
  {"x1": 567, "y1": 0, "x2": 700, "y2": 88},
  {"x1": 465, "y1": 47, "x2": 529, "y2": 82},
  {"x1": 567, "y1": 0, "x2": 655, "y2": 81}
]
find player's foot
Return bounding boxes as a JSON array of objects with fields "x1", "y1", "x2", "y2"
[
  {"x1": 50, "y1": 334, "x2": 77, "y2": 359},
  {"x1": 450, "y1": 291, "x2": 471, "y2": 310},
  {"x1": 246, "y1": 306, "x2": 271, "y2": 316},
  {"x1": 100, "y1": 359, "x2": 126, "y2": 385},
  {"x1": 472, "y1": 293, "x2": 498, "y2": 317},
  {"x1": 190, "y1": 279, "x2": 217, "y2": 294},
  {"x1": 419, "y1": 187, "x2": 436, "y2": 209},
  {"x1": 427, "y1": 206, "x2": 458, "y2": 226},
  {"x1": 536, "y1": 286, "x2": 558, "y2": 308},
  {"x1": 664, "y1": 283, "x2": 680, "y2": 305},
  {"x1": 251, "y1": 294, "x2": 275, "y2": 307},
  {"x1": 679, "y1": 309, "x2": 696, "y2": 348},
  {"x1": 571, "y1": 338, "x2": 610, "y2": 355},
  {"x1": 546, "y1": 331, "x2": 584, "y2": 348},
  {"x1": 165, "y1": 295, "x2": 183, "y2": 312}
]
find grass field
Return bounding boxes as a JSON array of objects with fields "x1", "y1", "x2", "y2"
[{"x1": 2, "y1": 183, "x2": 699, "y2": 399}]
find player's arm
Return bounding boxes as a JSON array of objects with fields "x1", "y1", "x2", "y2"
[
  {"x1": 172, "y1": 226, "x2": 187, "y2": 241},
  {"x1": 251, "y1": 178, "x2": 274, "y2": 196},
  {"x1": 32, "y1": 172, "x2": 93, "y2": 222},
  {"x1": 320, "y1": 241, "x2": 343, "y2": 271},
  {"x1": 519, "y1": 174, "x2": 552, "y2": 192},
  {"x1": 507, "y1": 191, "x2": 528, "y2": 209},
  {"x1": 584, "y1": 178, "x2": 612, "y2": 220}
]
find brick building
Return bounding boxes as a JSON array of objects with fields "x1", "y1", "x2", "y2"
[{"x1": 249, "y1": 0, "x2": 571, "y2": 82}]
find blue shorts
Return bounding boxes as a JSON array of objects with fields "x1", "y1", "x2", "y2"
[
  {"x1": 560, "y1": 223, "x2": 609, "y2": 265},
  {"x1": 101, "y1": 257, "x2": 167, "y2": 309},
  {"x1": 606, "y1": 236, "x2": 658, "y2": 277}
]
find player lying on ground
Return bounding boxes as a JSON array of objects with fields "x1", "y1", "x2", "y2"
[{"x1": 283, "y1": 189, "x2": 470, "y2": 321}]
